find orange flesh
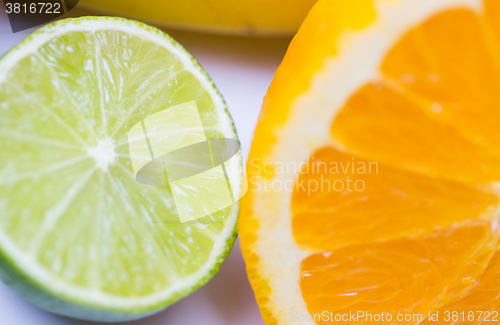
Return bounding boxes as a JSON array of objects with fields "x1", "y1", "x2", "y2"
[
  {"x1": 301, "y1": 223, "x2": 497, "y2": 324},
  {"x1": 292, "y1": 147, "x2": 499, "y2": 251},
  {"x1": 293, "y1": 5, "x2": 500, "y2": 323},
  {"x1": 420, "y1": 248, "x2": 500, "y2": 325}
]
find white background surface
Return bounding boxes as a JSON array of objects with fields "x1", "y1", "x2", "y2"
[{"x1": 0, "y1": 4, "x2": 292, "y2": 325}]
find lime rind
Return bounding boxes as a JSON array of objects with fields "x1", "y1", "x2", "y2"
[{"x1": 0, "y1": 220, "x2": 239, "y2": 321}]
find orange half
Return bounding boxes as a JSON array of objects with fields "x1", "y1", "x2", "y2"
[{"x1": 241, "y1": 0, "x2": 500, "y2": 324}]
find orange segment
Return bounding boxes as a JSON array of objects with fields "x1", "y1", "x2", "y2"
[
  {"x1": 301, "y1": 223, "x2": 498, "y2": 324},
  {"x1": 331, "y1": 82, "x2": 500, "y2": 184},
  {"x1": 381, "y1": 8, "x2": 500, "y2": 152},
  {"x1": 420, "y1": 248, "x2": 500, "y2": 324},
  {"x1": 292, "y1": 147, "x2": 499, "y2": 251}
]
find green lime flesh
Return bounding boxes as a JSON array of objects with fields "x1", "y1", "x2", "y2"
[{"x1": 0, "y1": 17, "x2": 242, "y2": 322}]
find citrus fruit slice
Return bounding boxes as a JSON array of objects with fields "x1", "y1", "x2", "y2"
[
  {"x1": 240, "y1": 0, "x2": 500, "y2": 324},
  {"x1": 79, "y1": 0, "x2": 317, "y2": 36},
  {"x1": 0, "y1": 17, "x2": 244, "y2": 322}
]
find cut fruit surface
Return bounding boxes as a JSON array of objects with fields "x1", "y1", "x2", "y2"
[
  {"x1": 301, "y1": 222, "x2": 498, "y2": 324},
  {"x1": 420, "y1": 247, "x2": 500, "y2": 325},
  {"x1": 292, "y1": 147, "x2": 499, "y2": 251},
  {"x1": 240, "y1": 0, "x2": 500, "y2": 324},
  {"x1": 0, "y1": 17, "x2": 243, "y2": 322}
]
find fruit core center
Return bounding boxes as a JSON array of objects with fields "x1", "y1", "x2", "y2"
[{"x1": 87, "y1": 138, "x2": 117, "y2": 171}]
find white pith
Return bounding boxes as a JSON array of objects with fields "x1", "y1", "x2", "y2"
[
  {"x1": 86, "y1": 137, "x2": 117, "y2": 172},
  {"x1": 0, "y1": 18, "x2": 242, "y2": 310},
  {"x1": 249, "y1": 0, "x2": 483, "y2": 324}
]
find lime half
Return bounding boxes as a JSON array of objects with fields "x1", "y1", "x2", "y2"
[{"x1": 0, "y1": 17, "x2": 243, "y2": 322}]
